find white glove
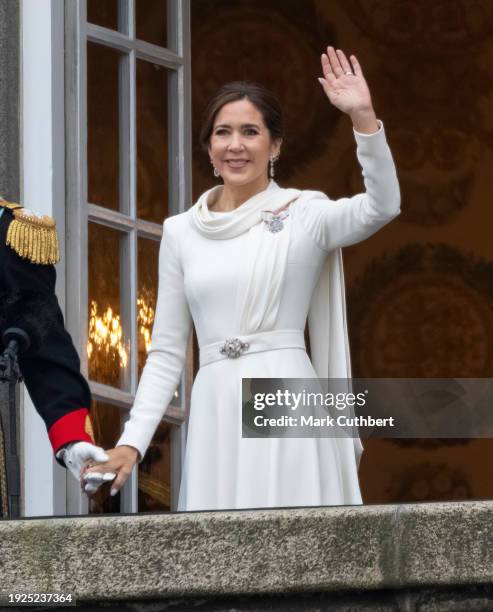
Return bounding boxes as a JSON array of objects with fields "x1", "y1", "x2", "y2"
[{"x1": 56, "y1": 441, "x2": 116, "y2": 494}]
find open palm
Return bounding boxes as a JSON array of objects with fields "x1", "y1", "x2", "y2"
[{"x1": 319, "y1": 46, "x2": 373, "y2": 115}]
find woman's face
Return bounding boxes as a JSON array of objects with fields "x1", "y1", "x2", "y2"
[{"x1": 208, "y1": 99, "x2": 281, "y2": 188}]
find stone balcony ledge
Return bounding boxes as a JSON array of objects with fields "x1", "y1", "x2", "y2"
[{"x1": 0, "y1": 501, "x2": 492, "y2": 609}]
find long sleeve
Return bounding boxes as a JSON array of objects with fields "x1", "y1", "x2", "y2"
[
  {"x1": 116, "y1": 216, "x2": 192, "y2": 461},
  {"x1": 297, "y1": 119, "x2": 401, "y2": 251},
  {"x1": 0, "y1": 206, "x2": 94, "y2": 468}
]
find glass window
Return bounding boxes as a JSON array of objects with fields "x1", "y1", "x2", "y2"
[
  {"x1": 87, "y1": 43, "x2": 122, "y2": 211},
  {"x1": 88, "y1": 400, "x2": 122, "y2": 514},
  {"x1": 66, "y1": 0, "x2": 190, "y2": 514},
  {"x1": 137, "y1": 235, "x2": 182, "y2": 406},
  {"x1": 87, "y1": 0, "x2": 119, "y2": 31},
  {"x1": 137, "y1": 59, "x2": 169, "y2": 224},
  {"x1": 136, "y1": 0, "x2": 167, "y2": 47},
  {"x1": 88, "y1": 222, "x2": 128, "y2": 390},
  {"x1": 137, "y1": 237, "x2": 159, "y2": 378},
  {"x1": 138, "y1": 420, "x2": 172, "y2": 512}
]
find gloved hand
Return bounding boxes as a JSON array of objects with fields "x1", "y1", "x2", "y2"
[
  {"x1": 56, "y1": 441, "x2": 116, "y2": 494},
  {"x1": 82, "y1": 445, "x2": 139, "y2": 497}
]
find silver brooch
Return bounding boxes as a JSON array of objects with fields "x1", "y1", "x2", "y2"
[
  {"x1": 219, "y1": 337, "x2": 250, "y2": 359},
  {"x1": 261, "y1": 209, "x2": 289, "y2": 233}
]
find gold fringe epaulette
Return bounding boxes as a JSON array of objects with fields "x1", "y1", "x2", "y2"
[
  {"x1": 5, "y1": 207, "x2": 60, "y2": 265},
  {"x1": 0, "y1": 200, "x2": 23, "y2": 212}
]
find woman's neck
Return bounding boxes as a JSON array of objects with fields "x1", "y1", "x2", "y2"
[{"x1": 210, "y1": 176, "x2": 270, "y2": 212}]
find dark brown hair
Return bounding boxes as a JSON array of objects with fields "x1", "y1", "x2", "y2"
[{"x1": 199, "y1": 81, "x2": 283, "y2": 152}]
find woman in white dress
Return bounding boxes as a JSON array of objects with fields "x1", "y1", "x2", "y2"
[{"x1": 82, "y1": 46, "x2": 400, "y2": 511}]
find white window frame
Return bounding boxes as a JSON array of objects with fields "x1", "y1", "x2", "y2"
[
  {"x1": 20, "y1": 0, "x2": 68, "y2": 517},
  {"x1": 64, "y1": 0, "x2": 192, "y2": 515}
]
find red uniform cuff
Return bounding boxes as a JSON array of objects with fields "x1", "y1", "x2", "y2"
[{"x1": 48, "y1": 408, "x2": 96, "y2": 454}]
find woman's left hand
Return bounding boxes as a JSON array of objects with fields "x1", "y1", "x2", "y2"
[{"x1": 318, "y1": 46, "x2": 374, "y2": 117}]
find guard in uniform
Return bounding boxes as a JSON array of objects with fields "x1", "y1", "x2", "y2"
[{"x1": 0, "y1": 198, "x2": 114, "y2": 490}]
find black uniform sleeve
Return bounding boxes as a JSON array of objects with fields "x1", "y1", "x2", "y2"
[{"x1": 0, "y1": 208, "x2": 96, "y2": 467}]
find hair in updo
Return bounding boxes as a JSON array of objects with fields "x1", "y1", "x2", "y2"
[{"x1": 199, "y1": 81, "x2": 283, "y2": 153}]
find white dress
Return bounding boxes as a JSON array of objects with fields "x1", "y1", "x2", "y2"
[{"x1": 117, "y1": 120, "x2": 401, "y2": 511}]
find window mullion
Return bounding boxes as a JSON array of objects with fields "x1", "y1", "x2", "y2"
[
  {"x1": 128, "y1": 43, "x2": 138, "y2": 396},
  {"x1": 65, "y1": 0, "x2": 90, "y2": 516},
  {"x1": 86, "y1": 24, "x2": 133, "y2": 52},
  {"x1": 178, "y1": 0, "x2": 191, "y2": 214},
  {"x1": 134, "y1": 40, "x2": 182, "y2": 68},
  {"x1": 121, "y1": 22, "x2": 139, "y2": 513},
  {"x1": 88, "y1": 381, "x2": 134, "y2": 409},
  {"x1": 127, "y1": 0, "x2": 135, "y2": 40},
  {"x1": 66, "y1": 0, "x2": 89, "y2": 374},
  {"x1": 118, "y1": 0, "x2": 131, "y2": 36}
]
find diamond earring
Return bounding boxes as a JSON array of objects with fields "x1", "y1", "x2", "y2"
[
  {"x1": 269, "y1": 154, "x2": 279, "y2": 179},
  {"x1": 210, "y1": 159, "x2": 220, "y2": 178}
]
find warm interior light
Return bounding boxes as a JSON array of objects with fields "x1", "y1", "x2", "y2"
[
  {"x1": 88, "y1": 292, "x2": 156, "y2": 378},
  {"x1": 137, "y1": 294, "x2": 155, "y2": 353},
  {"x1": 87, "y1": 300, "x2": 128, "y2": 369}
]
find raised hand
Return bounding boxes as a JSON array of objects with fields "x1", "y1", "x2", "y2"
[{"x1": 318, "y1": 46, "x2": 374, "y2": 117}]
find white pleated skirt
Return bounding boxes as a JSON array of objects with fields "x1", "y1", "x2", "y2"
[{"x1": 177, "y1": 347, "x2": 363, "y2": 511}]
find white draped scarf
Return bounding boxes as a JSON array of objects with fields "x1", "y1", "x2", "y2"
[
  {"x1": 191, "y1": 179, "x2": 300, "y2": 333},
  {"x1": 190, "y1": 179, "x2": 363, "y2": 466}
]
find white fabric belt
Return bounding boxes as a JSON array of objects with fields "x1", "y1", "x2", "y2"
[{"x1": 199, "y1": 329, "x2": 306, "y2": 368}]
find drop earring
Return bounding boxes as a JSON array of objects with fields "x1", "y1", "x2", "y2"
[
  {"x1": 269, "y1": 154, "x2": 279, "y2": 179},
  {"x1": 210, "y1": 159, "x2": 220, "y2": 178}
]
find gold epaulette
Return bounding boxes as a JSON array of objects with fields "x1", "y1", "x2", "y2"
[
  {"x1": 0, "y1": 200, "x2": 23, "y2": 211},
  {"x1": 3, "y1": 203, "x2": 60, "y2": 265}
]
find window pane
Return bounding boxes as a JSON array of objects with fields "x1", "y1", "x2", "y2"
[
  {"x1": 88, "y1": 400, "x2": 122, "y2": 515},
  {"x1": 87, "y1": 42, "x2": 121, "y2": 211},
  {"x1": 87, "y1": 0, "x2": 119, "y2": 31},
  {"x1": 138, "y1": 420, "x2": 171, "y2": 512},
  {"x1": 88, "y1": 223, "x2": 128, "y2": 389},
  {"x1": 137, "y1": 59, "x2": 168, "y2": 224},
  {"x1": 137, "y1": 236, "x2": 182, "y2": 407},
  {"x1": 136, "y1": 0, "x2": 167, "y2": 47},
  {"x1": 137, "y1": 237, "x2": 159, "y2": 379}
]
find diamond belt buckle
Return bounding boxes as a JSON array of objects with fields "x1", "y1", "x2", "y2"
[{"x1": 219, "y1": 337, "x2": 250, "y2": 359}]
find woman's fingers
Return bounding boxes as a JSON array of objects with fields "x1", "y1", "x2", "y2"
[
  {"x1": 336, "y1": 49, "x2": 353, "y2": 74},
  {"x1": 327, "y1": 46, "x2": 344, "y2": 76},
  {"x1": 321, "y1": 53, "x2": 335, "y2": 83},
  {"x1": 350, "y1": 54, "x2": 362, "y2": 77},
  {"x1": 78, "y1": 447, "x2": 138, "y2": 497},
  {"x1": 80, "y1": 458, "x2": 117, "y2": 497},
  {"x1": 84, "y1": 459, "x2": 116, "y2": 474},
  {"x1": 80, "y1": 469, "x2": 117, "y2": 497},
  {"x1": 317, "y1": 76, "x2": 332, "y2": 99},
  {"x1": 110, "y1": 467, "x2": 132, "y2": 497},
  {"x1": 322, "y1": 47, "x2": 360, "y2": 79}
]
